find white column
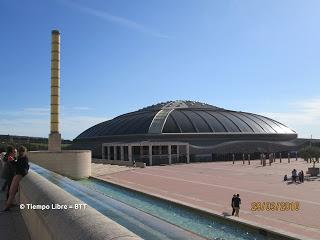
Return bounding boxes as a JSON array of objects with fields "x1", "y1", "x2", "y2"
[
  {"x1": 168, "y1": 144, "x2": 172, "y2": 165},
  {"x1": 177, "y1": 145, "x2": 180, "y2": 163},
  {"x1": 114, "y1": 146, "x2": 117, "y2": 160},
  {"x1": 186, "y1": 144, "x2": 190, "y2": 164},
  {"x1": 149, "y1": 145, "x2": 153, "y2": 166},
  {"x1": 120, "y1": 146, "x2": 124, "y2": 161},
  {"x1": 128, "y1": 145, "x2": 132, "y2": 162}
]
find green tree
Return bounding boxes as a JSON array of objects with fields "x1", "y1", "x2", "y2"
[{"x1": 299, "y1": 146, "x2": 320, "y2": 168}]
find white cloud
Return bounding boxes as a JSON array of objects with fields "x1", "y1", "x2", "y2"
[
  {"x1": 23, "y1": 107, "x2": 50, "y2": 116},
  {"x1": 0, "y1": 107, "x2": 108, "y2": 140},
  {"x1": 61, "y1": 115, "x2": 108, "y2": 139},
  {"x1": 0, "y1": 118, "x2": 48, "y2": 138},
  {"x1": 0, "y1": 107, "x2": 50, "y2": 117},
  {"x1": 72, "y1": 106, "x2": 90, "y2": 111},
  {"x1": 56, "y1": 0, "x2": 171, "y2": 39},
  {"x1": 260, "y1": 97, "x2": 320, "y2": 139}
]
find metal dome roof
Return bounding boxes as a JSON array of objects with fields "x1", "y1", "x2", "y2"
[{"x1": 76, "y1": 100, "x2": 295, "y2": 139}]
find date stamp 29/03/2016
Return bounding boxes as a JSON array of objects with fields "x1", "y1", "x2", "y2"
[{"x1": 251, "y1": 201, "x2": 300, "y2": 211}]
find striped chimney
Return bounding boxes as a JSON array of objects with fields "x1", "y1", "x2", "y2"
[{"x1": 48, "y1": 30, "x2": 61, "y2": 151}]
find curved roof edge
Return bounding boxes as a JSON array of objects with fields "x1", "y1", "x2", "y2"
[{"x1": 75, "y1": 100, "x2": 296, "y2": 139}]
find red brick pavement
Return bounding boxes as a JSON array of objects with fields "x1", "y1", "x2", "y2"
[{"x1": 97, "y1": 159, "x2": 320, "y2": 240}]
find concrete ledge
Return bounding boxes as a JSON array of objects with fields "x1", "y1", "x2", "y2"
[
  {"x1": 28, "y1": 150, "x2": 91, "y2": 179},
  {"x1": 92, "y1": 158, "x2": 146, "y2": 168},
  {"x1": 19, "y1": 171, "x2": 141, "y2": 240}
]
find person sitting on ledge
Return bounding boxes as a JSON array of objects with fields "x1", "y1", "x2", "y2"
[
  {"x1": 299, "y1": 170, "x2": 304, "y2": 183},
  {"x1": 298, "y1": 171, "x2": 302, "y2": 182},
  {"x1": 292, "y1": 169, "x2": 297, "y2": 182},
  {"x1": 283, "y1": 174, "x2": 288, "y2": 181},
  {"x1": 1, "y1": 146, "x2": 16, "y2": 198},
  {"x1": 0, "y1": 147, "x2": 6, "y2": 167},
  {"x1": 3, "y1": 146, "x2": 29, "y2": 211}
]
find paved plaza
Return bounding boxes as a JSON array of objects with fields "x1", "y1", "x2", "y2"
[{"x1": 94, "y1": 159, "x2": 320, "y2": 240}]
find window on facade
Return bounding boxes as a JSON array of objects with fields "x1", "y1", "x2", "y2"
[
  {"x1": 171, "y1": 145, "x2": 177, "y2": 154},
  {"x1": 142, "y1": 146, "x2": 149, "y2": 156},
  {"x1": 161, "y1": 145, "x2": 168, "y2": 155},
  {"x1": 104, "y1": 147, "x2": 108, "y2": 159},
  {"x1": 110, "y1": 146, "x2": 114, "y2": 160},
  {"x1": 124, "y1": 146, "x2": 128, "y2": 161},
  {"x1": 116, "y1": 146, "x2": 121, "y2": 160},
  {"x1": 133, "y1": 146, "x2": 140, "y2": 155},
  {"x1": 152, "y1": 146, "x2": 160, "y2": 155}
]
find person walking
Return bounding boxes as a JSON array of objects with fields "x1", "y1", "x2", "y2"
[
  {"x1": 231, "y1": 194, "x2": 236, "y2": 216},
  {"x1": 301, "y1": 170, "x2": 304, "y2": 183},
  {"x1": 4, "y1": 146, "x2": 29, "y2": 211},
  {"x1": 233, "y1": 194, "x2": 241, "y2": 217}
]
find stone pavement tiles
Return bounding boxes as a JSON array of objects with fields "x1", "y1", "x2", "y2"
[
  {"x1": 97, "y1": 159, "x2": 320, "y2": 240},
  {"x1": 0, "y1": 179, "x2": 30, "y2": 240}
]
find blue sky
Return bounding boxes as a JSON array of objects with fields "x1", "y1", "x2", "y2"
[{"x1": 1, "y1": 0, "x2": 320, "y2": 139}]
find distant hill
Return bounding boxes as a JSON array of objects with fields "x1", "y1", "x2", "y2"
[{"x1": 0, "y1": 134, "x2": 72, "y2": 151}]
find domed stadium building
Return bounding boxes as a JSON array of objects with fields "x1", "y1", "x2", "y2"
[{"x1": 72, "y1": 100, "x2": 299, "y2": 165}]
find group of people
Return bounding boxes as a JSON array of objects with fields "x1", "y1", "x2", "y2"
[
  {"x1": 231, "y1": 193, "x2": 241, "y2": 217},
  {"x1": 283, "y1": 169, "x2": 304, "y2": 183},
  {"x1": 0, "y1": 145, "x2": 29, "y2": 211}
]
